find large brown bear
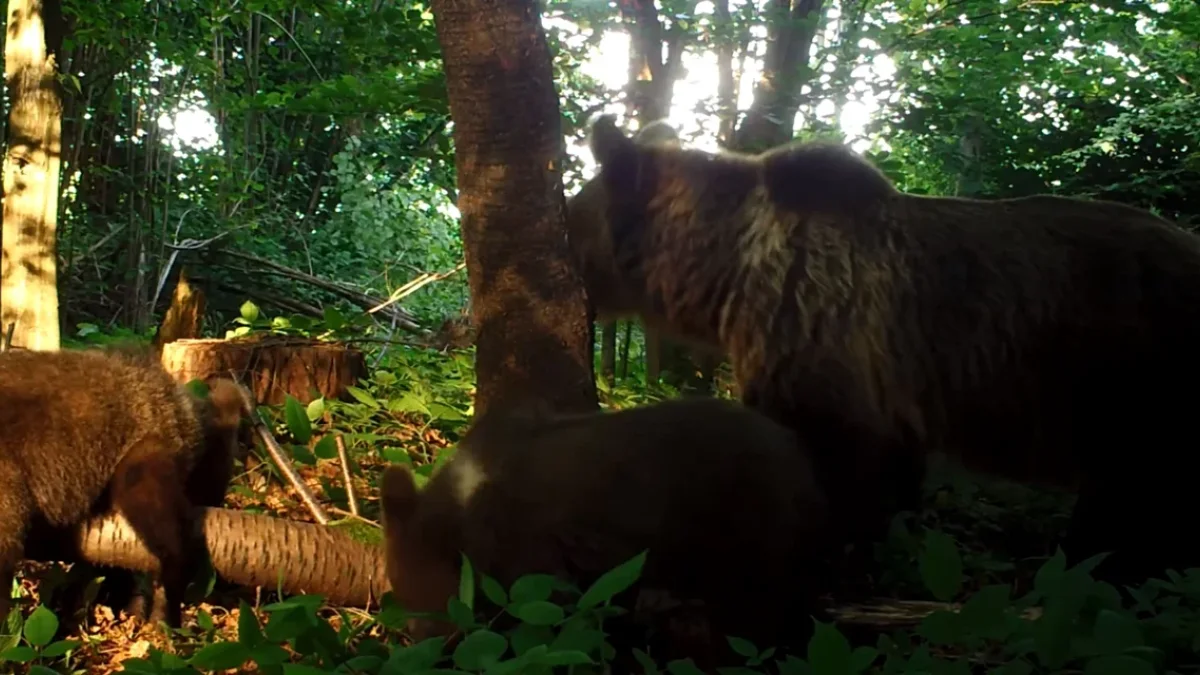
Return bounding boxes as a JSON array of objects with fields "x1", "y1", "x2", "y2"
[
  {"x1": 380, "y1": 397, "x2": 831, "y2": 669},
  {"x1": 568, "y1": 113, "x2": 1200, "y2": 588}
]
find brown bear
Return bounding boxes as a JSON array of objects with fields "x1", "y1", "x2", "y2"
[
  {"x1": 567, "y1": 113, "x2": 1200, "y2": 588},
  {"x1": 0, "y1": 348, "x2": 253, "y2": 627},
  {"x1": 380, "y1": 397, "x2": 831, "y2": 669}
]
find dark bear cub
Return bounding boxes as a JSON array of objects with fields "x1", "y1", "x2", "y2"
[
  {"x1": 380, "y1": 397, "x2": 832, "y2": 669},
  {"x1": 0, "y1": 349, "x2": 253, "y2": 627},
  {"x1": 572, "y1": 113, "x2": 1200, "y2": 587}
]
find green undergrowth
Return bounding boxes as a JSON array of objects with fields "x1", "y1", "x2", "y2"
[
  {"x1": 4, "y1": 531, "x2": 1198, "y2": 674},
  {"x1": 17, "y1": 326, "x2": 1199, "y2": 673}
]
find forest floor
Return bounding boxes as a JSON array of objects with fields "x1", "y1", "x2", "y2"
[{"x1": 12, "y1": 414, "x2": 1077, "y2": 675}]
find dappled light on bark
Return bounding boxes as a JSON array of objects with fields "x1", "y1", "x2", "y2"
[
  {"x1": 1, "y1": 0, "x2": 64, "y2": 350},
  {"x1": 432, "y1": 0, "x2": 598, "y2": 417}
]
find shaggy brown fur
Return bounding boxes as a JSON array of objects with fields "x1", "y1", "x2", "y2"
[
  {"x1": 573, "y1": 113, "x2": 1200, "y2": 587},
  {"x1": 566, "y1": 119, "x2": 689, "y2": 325},
  {"x1": 0, "y1": 349, "x2": 252, "y2": 626},
  {"x1": 380, "y1": 397, "x2": 831, "y2": 668}
]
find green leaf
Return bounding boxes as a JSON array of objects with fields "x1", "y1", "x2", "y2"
[
  {"x1": 39, "y1": 639, "x2": 81, "y2": 659},
  {"x1": 667, "y1": 659, "x2": 710, "y2": 675},
  {"x1": 509, "y1": 622, "x2": 555, "y2": 656},
  {"x1": 509, "y1": 574, "x2": 556, "y2": 605},
  {"x1": 189, "y1": 641, "x2": 253, "y2": 670},
  {"x1": 29, "y1": 666, "x2": 60, "y2": 675},
  {"x1": 849, "y1": 646, "x2": 878, "y2": 672},
  {"x1": 196, "y1": 608, "x2": 215, "y2": 631},
  {"x1": 429, "y1": 401, "x2": 467, "y2": 421},
  {"x1": 806, "y1": 621, "x2": 852, "y2": 675},
  {"x1": 313, "y1": 434, "x2": 339, "y2": 460},
  {"x1": 459, "y1": 554, "x2": 476, "y2": 611},
  {"x1": 727, "y1": 636, "x2": 759, "y2": 659},
  {"x1": 533, "y1": 649, "x2": 593, "y2": 666},
  {"x1": 250, "y1": 643, "x2": 291, "y2": 667},
  {"x1": 22, "y1": 605, "x2": 58, "y2": 647},
  {"x1": 323, "y1": 306, "x2": 347, "y2": 331},
  {"x1": 632, "y1": 648, "x2": 660, "y2": 675},
  {"x1": 1092, "y1": 609, "x2": 1144, "y2": 655},
  {"x1": 578, "y1": 550, "x2": 647, "y2": 609},
  {"x1": 306, "y1": 397, "x2": 327, "y2": 421},
  {"x1": 481, "y1": 575, "x2": 508, "y2": 607},
  {"x1": 957, "y1": 584, "x2": 1012, "y2": 640},
  {"x1": 991, "y1": 660, "x2": 1034, "y2": 675},
  {"x1": 1084, "y1": 655, "x2": 1156, "y2": 675},
  {"x1": 447, "y1": 597, "x2": 476, "y2": 630},
  {"x1": 0, "y1": 646, "x2": 37, "y2": 663},
  {"x1": 284, "y1": 395, "x2": 313, "y2": 444},
  {"x1": 452, "y1": 629, "x2": 508, "y2": 670},
  {"x1": 1034, "y1": 548, "x2": 1068, "y2": 595},
  {"x1": 919, "y1": 529, "x2": 963, "y2": 602},
  {"x1": 237, "y1": 600, "x2": 264, "y2": 646},
  {"x1": 513, "y1": 601, "x2": 564, "y2": 626},
  {"x1": 282, "y1": 665, "x2": 333, "y2": 675},
  {"x1": 390, "y1": 393, "x2": 431, "y2": 416},
  {"x1": 263, "y1": 606, "x2": 313, "y2": 643},
  {"x1": 240, "y1": 300, "x2": 261, "y2": 323},
  {"x1": 916, "y1": 609, "x2": 961, "y2": 646},
  {"x1": 345, "y1": 386, "x2": 381, "y2": 408},
  {"x1": 549, "y1": 616, "x2": 606, "y2": 655}
]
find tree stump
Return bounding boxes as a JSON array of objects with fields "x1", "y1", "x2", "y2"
[
  {"x1": 161, "y1": 337, "x2": 367, "y2": 405},
  {"x1": 154, "y1": 266, "x2": 206, "y2": 349}
]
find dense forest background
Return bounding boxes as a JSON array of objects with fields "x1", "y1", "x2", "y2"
[
  {"x1": 37, "y1": 0, "x2": 1200, "y2": 358},
  {"x1": 1, "y1": 0, "x2": 1199, "y2": 673}
]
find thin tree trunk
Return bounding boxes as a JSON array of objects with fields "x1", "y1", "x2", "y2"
[
  {"x1": 601, "y1": 320, "x2": 617, "y2": 386},
  {"x1": 714, "y1": 0, "x2": 737, "y2": 148},
  {"x1": 431, "y1": 0, "x2": 598, "y2": 417},
  {"x1": 619, "y1": 0, "x2": 717, "y2": 394},
  {"x1": 1, "y1": 0, "x2": 65, "y2": 350}
]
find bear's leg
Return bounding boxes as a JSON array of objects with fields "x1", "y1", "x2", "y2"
[
  {"x1": 739, "y1": 360, "x2": 924, "y2": 580},
  {"x1": 108, "y1": 437, "x2": 204, "y2": 628}
]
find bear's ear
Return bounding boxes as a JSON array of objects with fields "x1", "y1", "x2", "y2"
[
  {"x1": 633, "y1": 119, "x2": 680, "y2": 147},
  {"x1": 588, "y1": 114, "x2": 638, "y2": 169},
  {"x1": 381, "y1": 464, "x2": 420, "y2": 525}
]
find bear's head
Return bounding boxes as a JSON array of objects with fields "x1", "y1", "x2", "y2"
[
  {"x1": 564, "y1": 116, "x2": 692, "y2": 322},
  {"x1": 379, "y1": 464, "x2": 461, "y2": 641}
]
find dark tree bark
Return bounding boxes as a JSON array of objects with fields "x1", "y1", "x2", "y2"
[
  {"x1": 733, "y1": 0, "x2": 827, "y2": 152},
  {"x1": 431, "y1": 0, "x2": 598, "y2": 417},
  {"x1": 713, "y1": 0, "x2": 738, "y2": 148}
]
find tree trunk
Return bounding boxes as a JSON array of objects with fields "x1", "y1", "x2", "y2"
[
  {"x1": 600, "y1": 320, "x2": 616, "y2": 386},
  {"x1": 618, "y1": 0, "x2": 718, "y2": 395},
  {"x1": 26, "y1": 507, "x2": 389, "y2": 609},
  {"x1": 714, "y1": 0, "x2": 738, "y2": 148},
  {"x1": 1, "y1": 0, "x2": 65, "y2": 351},
  {"x1": 160, "y1": 337, "x2": 366, "y2": 405},
  {"x1": 431, "y1": 0, "x2": 598, "y2": 417},
  {"x1": 733, "y1": 0, "x2": 827, "y2": 152}
]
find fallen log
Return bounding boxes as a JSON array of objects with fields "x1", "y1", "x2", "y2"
[
  {"x1": 27, "y1": 507, "x2": 389, "y2": 609},
  {"x1": 26, "y1": 508, "x2": 961, "y2": 636}
]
